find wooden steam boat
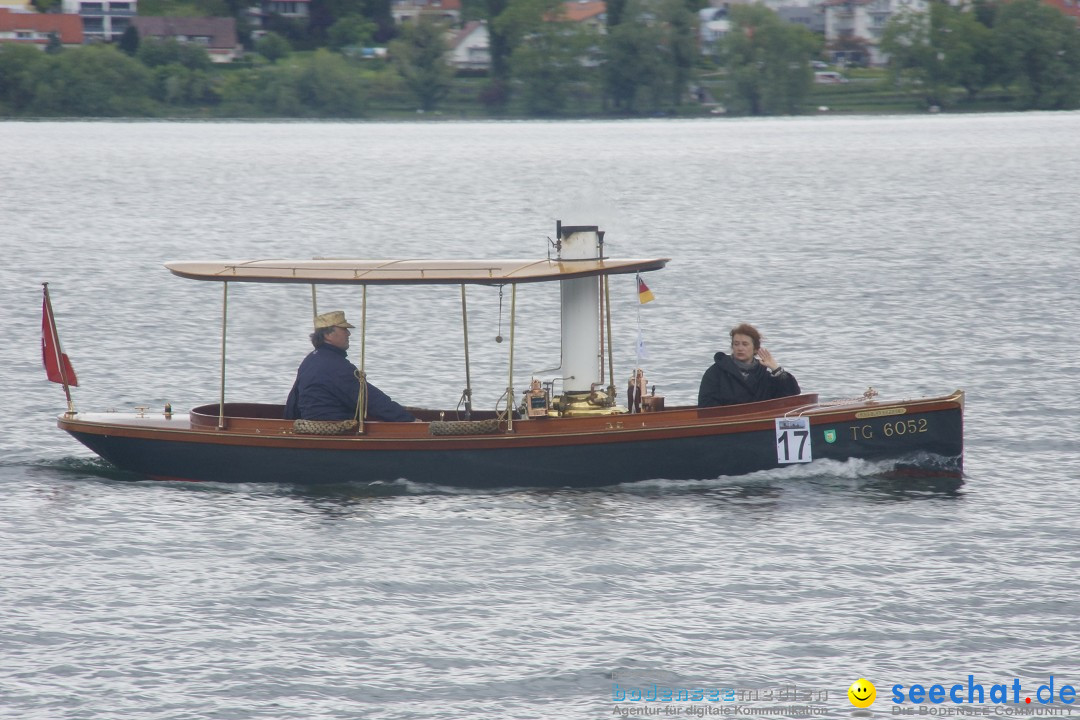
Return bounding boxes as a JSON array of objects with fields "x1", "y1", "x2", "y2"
[{"x1": 51, "y1": 223, "x2": 964, "y2": 487}]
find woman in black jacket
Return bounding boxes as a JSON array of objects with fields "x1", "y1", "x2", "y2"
[{"x1": 698, "y1": 322, "x2": 801, "y2": 407}]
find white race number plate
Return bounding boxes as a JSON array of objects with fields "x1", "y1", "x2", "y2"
[{"x1": 775, "y1": 417, "x2": 812, "y2": 464}]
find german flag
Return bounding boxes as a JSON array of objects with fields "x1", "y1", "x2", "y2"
[{"x1": 637, "y1": 275, "x2": 655, "y2": 304}]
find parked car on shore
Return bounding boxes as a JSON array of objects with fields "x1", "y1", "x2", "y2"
[{"x1": 814, "y1": 71, "x2": 849, "y2": 84}]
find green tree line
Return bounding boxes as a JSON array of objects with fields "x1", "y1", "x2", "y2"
[
  {"x1": 2, "y1": 0, "x2": 1080, "y2": 118},
  {"x1": 881, "y1": 0, "x2": 1080, "y2": 110}
]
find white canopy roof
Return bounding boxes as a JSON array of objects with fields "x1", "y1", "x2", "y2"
[{"x1": 166, "y1": 257, "x2": 669, "y2": 285}]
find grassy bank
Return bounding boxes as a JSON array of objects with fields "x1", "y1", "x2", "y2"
[
  {"x1": 0, "y1": 56, "x2": 1025, "y2": 120},
  {"x1": 368, "y1": 67, "x2": 1025, "y2": 120}
]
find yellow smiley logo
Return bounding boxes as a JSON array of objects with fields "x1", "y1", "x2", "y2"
[{"x1": 848, "y1": 678, "x2": 876, "y2": 708}]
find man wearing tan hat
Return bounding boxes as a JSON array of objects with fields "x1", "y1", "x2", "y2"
[{"x1": 284, "y1": 310, "x2": 416, "y2": 422}]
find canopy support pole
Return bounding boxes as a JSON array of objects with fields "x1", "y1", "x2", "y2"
[
  {"x1": 218, "y1": 281, "x2": 228, "y2": 430},
  {"x1": 598, "y1": 276, "x2": 605, "y2": 386},
  {"x1": 460, "y1": 284, "x2": 473, "y2": 419},
  {"x1": 358, "y1": 285, "x2": 367, "y2": 435},
  {"x1": 311, "y1": 284, "x2": 318, "y2": 323},
  {"x1": 506, "y1": 284, "x2": 516, "y2": 433},
  {"x1": 604, "y1": 275, "x2": 615, "y2": 404}
]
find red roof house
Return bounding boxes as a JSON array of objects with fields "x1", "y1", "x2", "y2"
[
  {"x1": 561, "y1": 0, "x2": 606, "y2": 24},
  {"x1": 131, "y1": 16, "x2": 241, "y2": 63},
  {"x1": 0, "y1": 7, "x2": 83, "y2": 47},
  {"x1": 1042, "y1": 0, "x2": 1080, "y2": 22}
]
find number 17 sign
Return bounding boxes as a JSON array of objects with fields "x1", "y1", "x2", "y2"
[{"x1": 775, "y1": 417, "x2": 812, "y2": 464}]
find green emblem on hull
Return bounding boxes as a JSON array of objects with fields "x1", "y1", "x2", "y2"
[{"x1": 824, "y1": 429, "x2": 837, "y2": 443}]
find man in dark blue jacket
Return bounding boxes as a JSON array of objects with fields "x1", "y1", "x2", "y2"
[
  {"x1": 284, "y1": 310, "x2": 416, "y2": 422},
  {"x1": 698, "y1": 322, "x2": 801, "y2": 407}
]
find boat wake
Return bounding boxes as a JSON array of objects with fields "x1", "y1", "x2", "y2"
[
  {"x1": 607, "y1": 453, "x2": 965, "y2": 497},
  {"x1": 287, "y1": 453, "x2": 966, "y2": 499},
  {"x1": 31, "y1": 455, "x2": 146, "y2": 482},
  {"x1": 26, "y1": 452, "x2": 963, "y2": 500}
]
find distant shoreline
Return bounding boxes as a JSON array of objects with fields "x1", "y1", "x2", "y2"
[{"x1": 0, "y1": 107, "x2": 1041, "y2": 122}]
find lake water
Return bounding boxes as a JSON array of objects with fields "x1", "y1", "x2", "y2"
[{"x1": 1, "y1": 114, "x2": 1079, "y2": 719}]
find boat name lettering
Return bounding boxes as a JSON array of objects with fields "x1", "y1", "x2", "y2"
[
  {"x1": 850, "y1": 425, "x2": 874, "y2": 440},
  {"x1": 849, "y1": 418, "x2": 929, "y2": 441},
  {"x1": 883, "y1": 418, "x2": 928, "y2": 437},
  {"x1": 855, "y1": 408, "x2": 907, "y2": 419}
]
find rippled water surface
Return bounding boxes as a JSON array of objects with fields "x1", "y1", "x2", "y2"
[{"x1": 1, "y1": 115, "x2": 1079, "y2": 719}]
